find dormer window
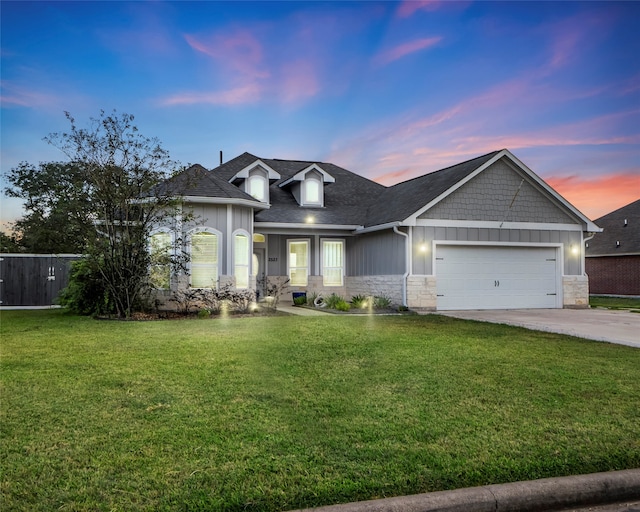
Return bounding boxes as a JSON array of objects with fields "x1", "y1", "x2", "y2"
[
  {"x1": 228, "y1": 159, "x2": 281, "y2": 204},
  {"x1": 248, "y1": 174, "x2": 267, "y2": 202},
  {"x1": 279, "y1": 163, "x2": 335, "y2": 208},
  {"x1": 303, "y1": 173, "x2": 322, "y2": 205}
]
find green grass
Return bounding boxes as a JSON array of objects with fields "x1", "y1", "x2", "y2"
[
  {"x1": 590, "y1": 295, "x2": 640, "y2": 311},
  {"x1": 1, "y1": 310, "x2": 639, "y2": 511}
]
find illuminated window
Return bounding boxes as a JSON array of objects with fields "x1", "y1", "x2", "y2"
[
  {"x1": 304, "y1": 178, "x2": 320, "y2": 204},
  {"x1": 149, "y1": 231, "x2": 171, "y2": 289},
  {"x1": 288, "y1": 240, "x2": 309, "y2": 286},
  {"x1": 234, "y1": 233, "x2": 250, "y2": 289},
  {"x1": 322, "y1": 240, "x2": 344, "y2": 286},
  {"x1": 190, "y1": 230, "x2": 219, "y2": 288},
  {"x1": 248, "y1": 174, "x2": 267, "y2": 202}
]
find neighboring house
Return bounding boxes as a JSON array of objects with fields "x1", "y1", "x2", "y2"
[
  {"x1": 585, "y1": 199, "x2": 640, "y2": 296},
  {"x1": 150, "y1": 149, "x2": 601, "y2": 311}
]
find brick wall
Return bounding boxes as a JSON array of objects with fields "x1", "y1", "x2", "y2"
[{"x1": 586, "y1": 256, "x2": 640, "y2": 295}]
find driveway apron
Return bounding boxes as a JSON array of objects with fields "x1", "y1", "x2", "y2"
[{"x1": 438, "y1": 309, "x2": 640, "y2": 348}]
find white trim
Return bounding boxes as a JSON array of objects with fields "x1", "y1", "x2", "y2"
[
  {"x1": 403, "y1": 149, "x2": 601, "y2": 233},
  {"x1": 353, "y1": 221, "x2": 400, "y2": 234},
  {"x1": 287, "y1": 239, "x2": 310, "y2": 287},
  {"x1": 432, "y1": 241, "x2": 564, "y2": 309},
  {"x1": 232, "y1": 229, "x2": 251, "y2": 289},
  {"x1": 278, "y1": 163, "x2": 335, "y2": 188},
  {"x1": 182, "y1": 196, "x2": 269, "y2": 209},
  {"x1": 229, "y1": 159, "x2": 281, "y2": 181},
  {"x1": 0, "y1": 253, "x2": 83, "y2": 258},
  {"x1": 415, "y1": 219, "x2": 584, "y2": 231},
  {"x1": 186, "y1": 226, "x2": 222, "y2": 289},
  {"x1": 226, "y1": 204, "x2": 233, "y2": 275},
  {"x1": 255, "y1": 222, "x2": 361, "y2": 231},
  {"x1": 321, "y1": 238, "x2": 345, "y2": 287}
]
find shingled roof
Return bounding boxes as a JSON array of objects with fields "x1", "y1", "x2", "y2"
[
  {"x1": 211, "y1": 152, "x2": 387, "y2": 226},
  {"x1": 362, "y1": 150, "x2": 501, "y2": 227},
  {"x1": 154, "y1": 163, "x2": 265, "y2": 205},
  {"x1": 586, "y1": 199, "x2": 640, "y2": 256}
]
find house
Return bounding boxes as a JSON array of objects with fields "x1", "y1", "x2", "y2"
[
  {"x1": 585, "y1": 199, "x2": 640, "y2": 296},
  {"x1": 150, "y1": 149, "x2": 601, "y2": 311}
]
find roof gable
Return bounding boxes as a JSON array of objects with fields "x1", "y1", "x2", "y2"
[{"x1": 586, "y1": 199, "x2": 640, "y2": 256}]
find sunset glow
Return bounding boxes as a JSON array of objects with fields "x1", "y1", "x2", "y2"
[{"x1": 1, "y1": 1, "x2": 638, "y2": 227}]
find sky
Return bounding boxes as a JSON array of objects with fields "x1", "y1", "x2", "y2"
[{"x1": 1, "y1": 0, "x2": 639, "y2": 231}]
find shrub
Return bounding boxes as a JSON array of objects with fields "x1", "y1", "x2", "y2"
[
  {"x1": 350, "y1": 294, "x2": 371, "y2": 309},
  {"x1": 374, "y1": 295, "x2": 392, "y2": 309},
  {"x1": 293, "y1": 295, "x2": 307, "y2": 306},
  {"x1": 168, "y1": 289, "x2": 201, "y2": 314},
  {"x1": 324, "y1": 293, "x2": 343, "y2": 309},
  {"x1": 58, "y1": 259, "x2": 115, "y2": 316},
  {"x1": 197, "y1": 309, "x2": 211, "y2": 318},
  {"x1": 307, "y1": 291, "x2": 318, "y2": 306},
  {"x1": 334, "y1": 299, "x2": 351, "y2": 311}
]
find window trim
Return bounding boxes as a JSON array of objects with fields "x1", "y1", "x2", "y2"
[
  {"x1": 321, "y1": 238, "x2": 345, "y2": 287},
  {"x1": 302, "y1": 172, "x2": 323, "y2": 206},
  {"x1": 149, "y1": 228, "x2": 173, "y2": 289},
  {"x1": 232, "y1": 229, "x2": 251, "y2": 289},
  {"x1": 247, "y1": 169, "x2": 268, "y2": 203},
  {"x1": 187, "y1": 227, "x2": 222, "y2": 289},
  {"x1": 287, "y1": 239, "x2": 310, "y2": 287}
]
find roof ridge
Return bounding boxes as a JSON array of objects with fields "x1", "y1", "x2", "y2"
[{"x1": 390, "y1": 149, "x2": 502, "y2": 188}]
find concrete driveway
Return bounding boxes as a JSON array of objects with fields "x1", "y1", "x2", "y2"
[{"x1": 439, "y1": 308, "x2": 640, "y2": 348}]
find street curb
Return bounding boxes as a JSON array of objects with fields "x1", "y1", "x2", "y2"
[{"x1": 291, "y1": 469, "x2": 640, "y2": 512}]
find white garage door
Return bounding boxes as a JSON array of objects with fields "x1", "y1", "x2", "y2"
[{"x1": 436, "y1": 245, "x2": 559, "y2": 310}]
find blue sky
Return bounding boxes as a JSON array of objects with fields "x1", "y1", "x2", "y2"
[{"x1": 1, "y1": 0, "x2": 639, "y2": 230}]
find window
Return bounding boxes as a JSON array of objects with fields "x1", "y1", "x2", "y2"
[
  {"x1": 248, "y1": 174, "x2": 266, "y2": 202},
  {"x1": 234, "y1": 233, "x2": 250, "y2": 289},
  {"x1": 288, "y1": 240, "x2": 309, "y2": 286},
  {"x1": 304, "y1": 178, "x2": 320, "y2": 204},
  {"x1": 322, "y1": 240, "x2": 344, "y2": 286},
  {"x1": 190, "y1": 230, "x2": 219, "y2": 288},
  {"x1": 149, "y1": 231, "x2": 171, "y2": 289}
]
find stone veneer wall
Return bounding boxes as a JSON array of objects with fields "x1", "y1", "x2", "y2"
[
  {"x1": 406, "y1": 275, "x2": 438, "y2": 311},
  {"x1": 344, "y1": 275, "x2": 404, "y2": 306},
  {"x1": 563, "y1": 275, "x2": 589, "y2": 308}
]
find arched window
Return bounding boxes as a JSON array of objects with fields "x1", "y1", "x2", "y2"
[
  {"x1": 304, "y1": 178, "x2": 320, "y2": 205},
  {"x1": 234, "y1": 231, "x2": 250, "y2": 289},
  {"x1": 248, "y1": 174, "x2": 267, "y2": 202},
  {"x1": 149, "y1": 231, "x2": 172, "y2": 289},
  {"x1": 189, "y1": 229, "x2": 220, "y2": 288}
]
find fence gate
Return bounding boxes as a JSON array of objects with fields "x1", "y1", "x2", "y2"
[{"x1": 0, "y1": 254, "x2": 82, "y2": 307}]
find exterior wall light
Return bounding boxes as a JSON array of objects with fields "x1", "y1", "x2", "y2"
[
  {"x1": 571, "y1": 244, "x2": 580, "y2": 256},
  {"x1": 305, "y1": 215, "x2": 315, "y2": 224},
  {"x1": 419, "y1": 243, "x2": 428, "y2": 253}
]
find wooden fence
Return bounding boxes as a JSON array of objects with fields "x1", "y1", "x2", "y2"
[{"x1": 0, "y1": 254, "x2": 83, "y2": 307}]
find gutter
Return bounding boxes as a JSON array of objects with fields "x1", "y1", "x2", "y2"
[{"x1": 393, "y1": 226, "x2": 409, "y2": 307}]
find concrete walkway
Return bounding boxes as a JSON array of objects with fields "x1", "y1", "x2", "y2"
[
  {"x1": 439, "y1": 308, "x2": 640, "y2": 348},
  {"x1": 291, "y1": 469, "x2": 640, "y2": 512},
  {"x1": 277, "y1": 304, "x2": 332, "y2": 316}
]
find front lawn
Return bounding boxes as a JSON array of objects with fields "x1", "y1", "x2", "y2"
[
  {"x1": 1, "y1": 310, "x2": 639, "y2": 511},
  {"x1": 590, "y1": 295, "x2": 640, "y2": 312}
]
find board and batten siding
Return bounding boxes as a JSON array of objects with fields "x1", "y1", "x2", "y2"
[
  {"x1": 411, "y1": 226, "x2": 582, "y2": 276},
  {"x1": 346, "y1": 230, "x2": 405, "y2": 276},
  {"x1": 182, "y1": 203, "x2": 254, "y2": 273},
  {"x1": 0, "y1": 254, "x2": 82, "y2": 306}
]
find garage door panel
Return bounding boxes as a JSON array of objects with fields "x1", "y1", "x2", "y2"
[{"x1": 436, "y1": 246, "x2": 559, "y2": 310}]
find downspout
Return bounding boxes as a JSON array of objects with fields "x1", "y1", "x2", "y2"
[
  {"x1": 393, "y1": 226, "x2": 409, "y2": 307},
  {"x1": 582, "y1": 232, "x2": 596, "y2": 276}
]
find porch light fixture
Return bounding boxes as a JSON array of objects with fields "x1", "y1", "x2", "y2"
[
  {"x1": 570, "y1": 244, "x2": 579, "y2": 256},
  {"x1": 419, "y1": 243, "x2": 428, "y2": 253},
  {"x1": 305, "y1": 215, "x2": 315, "y2": 224}
]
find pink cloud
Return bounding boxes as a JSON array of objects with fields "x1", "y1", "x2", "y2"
[
  {"x1": 278, "y1": 59, "x2": 320, "y2": 104},
  {"x1": 160, "y1": 84, "x2": 261, "y2": 106},
  {"x1": 545, "y1": 173, "x2": 640, "y2": 220},
  {"x1": 0, "y1": 81, "x2": 61, "y2": 109},
  {"x1": 373, "y1": 36, "x2": 442, "y2": 66},
  {"x1": 396, "y1": 1, "x2": 441, "y2": 18}
]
